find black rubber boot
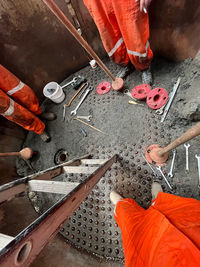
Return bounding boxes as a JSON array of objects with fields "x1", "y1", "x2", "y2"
[
  {"x1": 141, "y1": 67, "x2": 153, "y2": 85},
  {"x1": 39, "y1": 112, "x2": 57, "y2": 121}
]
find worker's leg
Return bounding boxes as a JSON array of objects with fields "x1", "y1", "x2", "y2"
[
  {"x1": 112, "y1": 0, "x2": 153, "y2": 71},
  {"x1": 113, "y1": 192, "x2": 200, "y2": 267},
  {"x1": 152, "y1": 192, "x2": 200, "y2": 250},
  {"x1": 0, "y1": 90, "x2": 45, "y2": 134},
  {"x1": 83, "y1": 0, "x2": 129, "y2": 65},
  {"x1": 0, "y1": 65, "x2": 42, "y2": 115}
]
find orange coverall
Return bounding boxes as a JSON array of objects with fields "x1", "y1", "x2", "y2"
[
  {"x1": 0, "y1": 65, "x2": 45, "y2": 134},
  {"x1": 114, "y1": 192, "x2": 200, "y2": 266},
  {"x1": 84, "y1": 0, "x2": 153, "y2": 70}
]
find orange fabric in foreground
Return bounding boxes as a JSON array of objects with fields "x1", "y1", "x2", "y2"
[
  {"x1": 84, "y1": 0, "x2": 153, "y2": 70},
  {"x1": 114, "y1": 192, "x2": 200, "y2": 267}
]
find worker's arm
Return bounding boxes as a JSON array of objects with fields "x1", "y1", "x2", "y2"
[{"x1": 137, "y1": 0, "x2": 152, "y2": 12}]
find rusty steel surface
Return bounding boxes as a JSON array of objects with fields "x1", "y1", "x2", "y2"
[{"x1": 0, "y1": 0, "x2": 105, "y2": 102}]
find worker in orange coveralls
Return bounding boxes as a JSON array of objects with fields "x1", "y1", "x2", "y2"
[
  {"x1": 110, "y1": 182, "x2": 200, "y2": 266},
  {"x1": 84, "y1": 0, "x2": 153, "y2": 84},
  {"x1": 0, "y1": 65, "x2": 56, "y2": 142}
]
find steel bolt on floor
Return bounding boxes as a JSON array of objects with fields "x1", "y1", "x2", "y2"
[{"x1": 17, "y1": 59, "x2": 200, "y2": 262}]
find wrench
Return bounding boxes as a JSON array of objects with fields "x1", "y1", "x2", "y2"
[
  {"x1": 76, "y1": 115, "x2": 92, "y2": 122},
  {"x1": 184, "y1": 143, "x2": 190, "y2": 172},
  {"x1": 195, "y1": 154, "x2": 200, "y2": 188},
  {"x1": 61, "y1": 77, "x2": 78, "y2": 89},
  {"x1": 124, "y1": 90, "x2": 137, "y2": 100},
  {"x1": 71, "y1": 86, "x2": 92, "y2": 116},
  {"x1": 156, "y1": 166, "x2": 173, "y2": 190},
  {"x1": 168, "y1": 150, "x2": 176, "y2": 178}
]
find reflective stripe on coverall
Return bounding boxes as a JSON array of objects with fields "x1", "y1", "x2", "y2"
[
  {"x1": 84, "y1": 0, "x2": 153, "y2": 70},
  {"x1": 0, "y1": 65, "x2": 45, "y2": 134},
  {"x1": 114, "y1": 192, "x2": 200, "y2": 267}
]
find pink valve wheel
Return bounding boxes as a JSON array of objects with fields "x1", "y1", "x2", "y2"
[
  {"x1": 131, "y1": 84, "x2": 152, "y2": 100},
  {"x1": 146, "y1": 87, "x2": 168, "y2": 109},
  {"x1": 96, "y1": 81, "x2": 111, "y2": 95}
]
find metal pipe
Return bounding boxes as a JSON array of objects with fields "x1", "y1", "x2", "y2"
[
  {"x1": 42, "y1": 0, "x2": 116, "y2": 81},
  {"x1": 159, "y1": 122, "x2": 200, "y2": 156}
]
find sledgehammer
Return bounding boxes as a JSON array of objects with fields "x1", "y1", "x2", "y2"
[{"x1": 0, "y1": 147, "x2": 34, "y2": 160}]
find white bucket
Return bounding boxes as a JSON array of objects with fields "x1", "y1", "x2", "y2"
[{"x1": 43, "y1": 82, "x2": 65, "y2": 103}]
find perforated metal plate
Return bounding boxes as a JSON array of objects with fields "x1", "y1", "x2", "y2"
[{"x1": 19, "y1": 59, "x2": 200, "y2": 262}]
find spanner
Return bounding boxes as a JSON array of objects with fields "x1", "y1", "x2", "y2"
[
  {"x1": 195, "y1": 154, "x2": 200, "y2": 188},
  {"x1": 156, "y1": 166, "x2": 173, "y2": 190},
  {"x1": 124, "y1": 90, "x2": 137, "y2": 100},
  {"x1": 76, "y1": 115, "x2": 92, "y2": 122},
  {"x1": 184, "y1": 143, "x2": 190, "y2": 172},
  {"x1": 61, "y1": 77, "x2": 78, "y2": 88},
  {"x1": 71, "y1": 85, "x2": 92, "y2": 116},
  {"x1": 168, "y1": 150, "x2": 176, "y2": 178}
]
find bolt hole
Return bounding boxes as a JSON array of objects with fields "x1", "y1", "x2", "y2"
[
  {"x1": 15, "y1": 242, "x2": 32, "y2": 265},
  {"x1": 158, "y1": 89, "x2": 161, "y2": 92},
  {"x1": 163, "y1": 97, "x2": 166, "y2": 100},
  {"x1": 59, "y1": 153, "x2": 67, "y2": 162},
  {"x1": 153, "y1": 94, "x2": 160, "y2": 102}
]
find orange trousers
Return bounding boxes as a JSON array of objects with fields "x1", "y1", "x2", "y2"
[
  {"x1": 114, "y1": 192, "x2": 200, "y2": 267},
  {"x1": 0, "y1": 65, "x2": 45, "y2": 134},
  {"x1": 84, "y1": 0, "x2": 153, "y2": 70}
]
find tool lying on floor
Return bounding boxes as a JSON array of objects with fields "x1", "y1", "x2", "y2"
[
  {"x1": 184, "y1": 143, "x2": 190, "y2": 172},
  {"x1": 62, "y1": 75, "x2": 87, "y2": 90},
  {"x1": 71, "y1": 85, "x2": 92, "y2": 116},
  {"x1": 128, "y1": 100, "x2": 144, "y2": 106},
  {"x1": 161, "y1": 77, "x2": 181, "y2": 122},
  {"x1": 124, "y1": 89, "x2": 137, "y2": 100},
  {"x1": 76, "y1": 115, "x2": 92, "y2": 122},
  {"x1": 63, "y1": 83, "x2": 88, "y2": 121},
  {"x1": 74, "y1": 118, "x2": 105, "y2": 134},
  {"x1": 195, "y1": 154, "x2": 200, "y2": 188},
  {"x1": 156, "y1": 166, "x2": 173, "y2": 190},
  {"x1": 0, "y1": 147, "x2": 33, "y2": 160},
  {"x1": 0, "y1": 154, "x2": 117, "y2": 266},
  {"x1": 168, "y1": 150, "x2": 176, "y2": 178}
]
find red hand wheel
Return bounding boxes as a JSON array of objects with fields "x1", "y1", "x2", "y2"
[
  {"x1": 96, "y1": 81, "x2": 111, "y2": 95},
  {"x1": 146, "y1": 87, "x2": 168, "y2": 109},
  {"x1": 131, "y1": 84, "x2": 152, "y2": 100}
]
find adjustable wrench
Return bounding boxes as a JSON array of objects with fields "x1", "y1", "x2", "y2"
[
  {"x1": 184, "y1": 143, "x2": 190, "y2": 172},
  {"x1": 195, "y1": 154, "x2": 200, "y2": 189},
  {"x1": 156, "y1": 166, "x2": 173, "y2": 190},
  {"x1": 71, "y1": 86, "x2": 92, "y2": 116},
  {"x1": 168, "y1": 150, "x2": 176, "y2": 178}
]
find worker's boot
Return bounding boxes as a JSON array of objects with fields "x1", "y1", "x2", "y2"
[
  {"x1": 39, "y1": 112, "x2": 57, "y2": 121},
  {"x1": 151, "y1": 182, "x2": 163, "y2": 201},
  {"x1": 117, "y1": 62, "x2": 133, "y2": 79},
  {"x1": 141, "y1": 66, "x2": 153, "y2": 85},
  {"x1": 39, "y1": 130, "x2": 51, "y2": 142},
  {"x1": 110, "y1": 191, "x2": 123, "y2": 205}
]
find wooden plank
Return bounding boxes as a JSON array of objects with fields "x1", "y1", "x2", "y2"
[
  {"x1": 63, "y1": 166, "x2": 99, "y2": 174},
  {"x1": 81, "y1": 159, "x2": 108, "y2": 165},
  {"x1": 0, "y1": 154, "x2": 90, "y2": 204},
  {"x1": 0, "y1": 154, "x2": 118, "y2": 266},
  {"x1": 28, "y1": 180, "x2": 79, "y2": 194},
  {"x1": 0, "y1": 234, "x2": 14, "y2": 250}
]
